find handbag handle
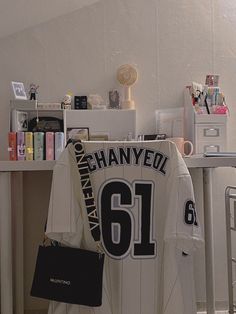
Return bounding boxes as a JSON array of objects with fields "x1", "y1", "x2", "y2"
[{"x1": 72, "y1": 140, "x2": 102, "y2": 247}]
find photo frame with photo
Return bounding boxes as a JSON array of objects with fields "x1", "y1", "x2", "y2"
[
  {"x1": 11, "y1": 110, "x2": 28, "y2": 132},
  {"x1": 67, "y1": 128, "x2": 89, "y2": 141},
  {"x1": 108, "y1": 90, "x2": 120, "y2": 109},
  {"x1": 11, "y1": 81, "x2": 27, "y2": 100}
]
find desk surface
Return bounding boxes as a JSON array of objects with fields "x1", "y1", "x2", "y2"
[
  {"x1": 184, "y1": 155, "x2": 236, "y2": 168},
  {"x1": 1, "y1": 155, "x2": 236, "y2": 171}
]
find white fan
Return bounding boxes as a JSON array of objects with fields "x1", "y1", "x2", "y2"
[{"x1": 117, "y1": 64, "x2": 138, "y2": 109}]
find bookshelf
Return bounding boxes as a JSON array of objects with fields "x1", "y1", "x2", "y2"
[{"x1": 9, "y1": 100, "x2": 136, "y2": 161}]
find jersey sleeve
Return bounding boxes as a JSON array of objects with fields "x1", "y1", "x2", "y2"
[
  {"x1": 164, "y1": 154, "x2": 204, "y2": 254},
  {"x1": 45, "y1": 147, "x2": 84, "y2": 248}
]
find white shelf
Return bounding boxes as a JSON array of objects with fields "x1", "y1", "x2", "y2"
[
  {"x1": 9, "y1": 100, "x2": 136, "y2": 142},
  {"x1": 64, "y1": 109, "x2": 136, "y2": 140},
  {"x1": 0, "y1": 161, "x2": 55, "y2": 172}
]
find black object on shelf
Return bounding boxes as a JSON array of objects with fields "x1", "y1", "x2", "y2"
[{"x1": 74, "y1": 96, "x2": 87, "y2": 109}]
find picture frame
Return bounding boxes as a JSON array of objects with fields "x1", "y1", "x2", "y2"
[
  {"x1": 11, "y1": 81, "x2": 27, "y2": 100},
  {"x1": 155, "y1": 107, "x2": 184, "y2": 138},
  {"x1": 137, "y1": 134, "x2": 166, "y2": 141},
  {"x1": 67, "y1": 127, "x2": 89, "y2": 141},
  {"x1": 11, "y1": 110, "x2": 28, "y2": 132},
  {"x1": 108, "y1": 90, "x2": 120, "y2": 109},
  {"x1": 205, "y1": 74, "x2": 219, "y2": 87}
]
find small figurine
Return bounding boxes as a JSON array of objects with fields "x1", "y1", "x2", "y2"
[
  {"x1": 29, "y1": 83, "x2": 39, "y2": 100},
  {"x1": 61, "y1": 94, "x2": 72, "y2": 110}
]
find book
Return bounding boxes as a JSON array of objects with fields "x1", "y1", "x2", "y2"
[
  {"x1": 46, "y1": 132, "x2": 54, "y2": 160},
  {"x1": 17, "y1": 132, "x2": 25, "y2": 160},
  {"x1": 25, "y1": 132, "x2": 34, "y2": 161},
  {"x1": 8, "y1": 132, "x2": 17, "y2": 161},
  {"x1": 34, "y1": 132, "x2": 44, "y2": 160},
  {"x1": 55, "y1": 132, "x2": 64, "y2": 160}
]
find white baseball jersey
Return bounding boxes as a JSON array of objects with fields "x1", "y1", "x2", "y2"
[{"x1": 46, "y1": 140, "x2": 203, "y2": 314}]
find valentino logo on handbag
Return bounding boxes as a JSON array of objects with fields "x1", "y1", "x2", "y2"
[
  {"x1": 49, "y1": 278, "x2": 71, "y2": 285},
  {"x1": 30, "y1": 140, "x2": 105, "y2": 306}
]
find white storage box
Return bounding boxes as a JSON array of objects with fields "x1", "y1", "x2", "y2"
[{"x1": 184, "y1": 88, "x2": 227, "y2": 154}]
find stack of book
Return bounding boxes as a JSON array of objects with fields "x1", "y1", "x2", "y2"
[{"x1": 8, "y1": 131, "x2": 65, "y2": 161}]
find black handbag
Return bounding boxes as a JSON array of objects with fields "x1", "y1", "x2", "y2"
[
  {"x1": 31, "y1": 140, "x2": 105, "y2": 306},
  {"x1": 28, "y1": 116, "x2": 63, "y2": 132}
]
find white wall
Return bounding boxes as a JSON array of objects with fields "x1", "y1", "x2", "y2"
[{"x1": 1, "y1": 0, "x2": 236, "y2": 310}]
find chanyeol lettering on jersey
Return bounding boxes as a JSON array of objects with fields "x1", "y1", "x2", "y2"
[{"x1": 85, "y1": 146, "x2": 169, "y2": 175}]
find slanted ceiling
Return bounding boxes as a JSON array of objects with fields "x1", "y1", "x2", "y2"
[{"x1": 0, "y1": 0, "x2": 99, "y2": 39}]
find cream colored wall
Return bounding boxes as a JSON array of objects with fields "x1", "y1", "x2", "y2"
[{"x1": 1, "y1": 0, "x2": 236, "y2": 310}]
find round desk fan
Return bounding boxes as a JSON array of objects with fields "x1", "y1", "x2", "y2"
[{"x1": 117, "y1": 64, "x2": 138, "y2": 109}]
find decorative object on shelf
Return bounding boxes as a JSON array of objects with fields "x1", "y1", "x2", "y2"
[
  {"x1": 61, "y1": 94, "x2": 72, "y2": 110},
  {"x1": 189, "y1": 79, "x2": 228, "y2": 115},
  {"x1": 117, "y1": 64, "x2": 138, "y2": 109},
  {"x1": 37, "y1": 103, "x2": 61, "y2": 110},
  {"x1": 28, "y1": 83, "x2": 39, "y2": 100},
  {"x1": 108, "y1": 90, "x2": 120, "y2": 109},
  {"x1": 11, "y1": 81, "x2": 27, "y2": 100},
  {"x1": 11, "y1": 110, "x2": 28, "y2": 132},
  {"x1": 67, "y1": 128, "x2": 89, "y2": 141},
  {"x1": 74, "y1": 96, "x2": 88, "y2": 109},
  {"x1": 87, "y1": 94, "x2": 105, "y2": 109},
  {"x1": 205, "y1": 74, "x2": 219, "y2": 87},
  {"x1": 89, "y1": 133, "x2": 109, "y2": 141},
  {"x1": 28, "y1": 116, "x2": 63, "y2": 133}
]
